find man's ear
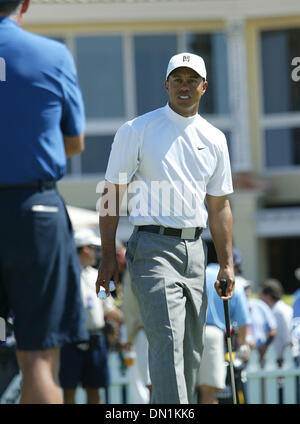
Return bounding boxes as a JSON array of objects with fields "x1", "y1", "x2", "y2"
[
  {"x1": 20, "y1": 0, "x2": 30, "y2": 14},
  {"x1": 202, "y1": 80, "x2": 208, "y2": 94},
  {"x1": 164, "y1": 80, "x2": 169, "y2": 93}
]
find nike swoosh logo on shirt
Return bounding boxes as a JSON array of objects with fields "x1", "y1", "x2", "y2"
[{"x1": 197, "y1": 147, "x2": 206, "y2": 150}]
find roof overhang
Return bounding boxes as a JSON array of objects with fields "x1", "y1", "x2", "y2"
[{"x1": 26, "y1": 0, "x2": 300, "y2": 24}]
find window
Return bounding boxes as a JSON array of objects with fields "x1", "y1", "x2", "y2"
[
  {"x1": 75, "y1": 36, "x2": 125, "y2": 119},
  {"x1": 134, "y1": 34, "x2": 177, "y2": 115},
  {"x1": 261, "y1": 28, "x2": 300, "y2": 114},
  {"x1": 261, "y1": 27, "x2": 300, "y2": 171},
  {"x1": 265, "y1": 127, "x2": 300, "y2": 167},
  {"x1": 81, "y1": 135, "x2": 114, "y2": 174}
]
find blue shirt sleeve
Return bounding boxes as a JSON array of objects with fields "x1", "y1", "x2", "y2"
[{"x1": 60, "y1": 46, "x2": 85, "y2": 137}]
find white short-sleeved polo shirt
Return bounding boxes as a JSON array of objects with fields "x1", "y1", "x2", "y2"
[{"x1": 105, "y1": 104, "x2": 233, "y2": 228}]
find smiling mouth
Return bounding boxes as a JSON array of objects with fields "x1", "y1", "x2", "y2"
[{"x1": 178, "y1": 95, "x2": 191, "y2": 100}]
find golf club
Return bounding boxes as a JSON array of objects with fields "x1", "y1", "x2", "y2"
[
  {"x1": 259, "y1": 356, "x2": 266, "y2": 404},
  {"x1": 220, "y1": 278, "x2": 237, "y2": 404}
]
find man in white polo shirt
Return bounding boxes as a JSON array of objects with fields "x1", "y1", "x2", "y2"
[{"x1": 96, "y1": 52, "x2": 235, "y2": 404}]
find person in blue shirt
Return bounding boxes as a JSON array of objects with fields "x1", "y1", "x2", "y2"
[
  {"x1": 196, "y1": 262, "x2": 251, "y2": 403},
  {"x1": 205, "y1": 263, "x2": 251, "y2": 340},
  {"x1": 0, "y1": 0, "x2": 88, "y2": 403}
]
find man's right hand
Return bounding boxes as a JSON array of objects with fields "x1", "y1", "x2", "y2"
[{"x1": 96, "y1": 253, "x2": 119, "y2": 297}]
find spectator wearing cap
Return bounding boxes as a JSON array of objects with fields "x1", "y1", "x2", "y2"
[
  {"x1": 59, "y1": 228, "x2": 123, "y2": 404},
  {"x1": 259, "y1": 279, "x2": 293, "y2": 366}
]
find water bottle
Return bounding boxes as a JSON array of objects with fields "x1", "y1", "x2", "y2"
[{"x1": 98, "y1": 280, "x2": 116, "y2": 299}]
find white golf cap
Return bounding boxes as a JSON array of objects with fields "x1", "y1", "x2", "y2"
[
  {"x1": 74, "y1": 228, "x2": 101, "y2": 248},
  {"x1": 166, "y1": 52, "x2": 207, "y2": 80}
]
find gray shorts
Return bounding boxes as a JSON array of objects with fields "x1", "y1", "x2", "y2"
[{"x1": 126, "y1": 227, "x2": 207, "y2": 404}]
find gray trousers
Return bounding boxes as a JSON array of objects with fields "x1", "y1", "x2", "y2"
[{"x1": 126, "y1": 228, "x2": 207, "y2": 404}]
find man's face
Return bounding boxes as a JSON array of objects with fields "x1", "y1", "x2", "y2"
[
  {"x1": 86, "y1": 245, "x2": 98, "y2": 267},
  {"x1": 165, "y1": 67, "x2": 207, "y2": 117}
]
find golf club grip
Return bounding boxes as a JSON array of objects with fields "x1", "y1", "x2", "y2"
[
  {"x1": 220, "y1": 278, "x2": 227, "y2": 297},
  {"x1": 220, "y1": 279, "x2": 231, "y2": 336}
]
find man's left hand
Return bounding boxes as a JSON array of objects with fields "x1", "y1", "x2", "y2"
[{"x1": 214, "y1": 268, "x2": 235, "y2": 300}]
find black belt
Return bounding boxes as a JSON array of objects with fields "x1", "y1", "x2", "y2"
[
  {"x1": 0, "y1": 181, "x2": 56, "y2": 190},
  {"x1": 137, "y1": 225, "x2": 203, "y2": 240}
]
